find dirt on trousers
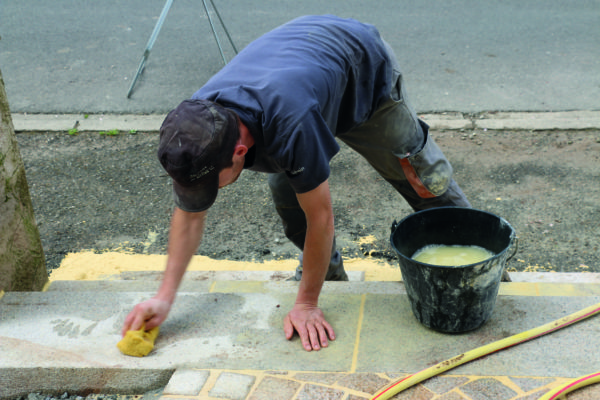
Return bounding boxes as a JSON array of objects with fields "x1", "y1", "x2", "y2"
[{"x1": 15, "y1": 128, "x2": 600, "y2": 274}]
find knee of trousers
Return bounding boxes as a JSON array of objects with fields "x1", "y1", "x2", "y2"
[{"x1": 394, "y1": 120, "x2": 455, "y2": 199}]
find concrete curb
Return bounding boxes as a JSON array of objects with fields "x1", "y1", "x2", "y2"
[
  {"x1": 420, "y1": 110, "x2": 600, "y2": 131},
  {"x1": 12, "y1": 113, "x2": 166, "y2": 133},
  {"x1": 11, "y1": 111, "x2": 600, "y2": 132}
]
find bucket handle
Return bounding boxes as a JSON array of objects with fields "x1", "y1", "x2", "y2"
[{"x1": 391, "y1": 220, "x2": 399, "y2": 233}]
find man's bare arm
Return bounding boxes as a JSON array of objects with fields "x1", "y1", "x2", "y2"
[
  {"x1": 121, "y1": 207, "x2": 206, "y2": 335},
  {"x1": 283, "y1": 180, "x2": 336, "y2": 351}
]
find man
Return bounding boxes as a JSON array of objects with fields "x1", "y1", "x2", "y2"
[{"x1": 122, "y1": 15, "x2": 470, "y2": 352}]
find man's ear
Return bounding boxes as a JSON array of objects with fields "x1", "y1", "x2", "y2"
[{"x1": 233, "y1": 143, "x2": 248, "y2": 157}]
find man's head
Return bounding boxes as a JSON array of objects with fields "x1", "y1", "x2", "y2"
[{"x1": 157, "y1": 99, "x2": 240, "y2": 212}]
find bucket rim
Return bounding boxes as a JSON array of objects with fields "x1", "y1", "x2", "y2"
[{"x1": 390, "y1": 206, "x2": 516, "y2": 270}]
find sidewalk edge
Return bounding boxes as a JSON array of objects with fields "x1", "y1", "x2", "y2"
[{"x1": 11, "y1": 111, "x2": 600, "y2": 132}]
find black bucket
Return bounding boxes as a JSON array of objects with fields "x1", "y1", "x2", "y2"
[{"x1": 390, "y1": 207, "x2": 516, "y2": 333}]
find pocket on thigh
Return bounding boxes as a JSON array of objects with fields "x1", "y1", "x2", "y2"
[{"x1": 396, "y1": 129, "x2": 453, "y2": 198}]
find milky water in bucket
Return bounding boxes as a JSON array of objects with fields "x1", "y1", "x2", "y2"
[{"x1": 412, "y1": 244, "x2": 495, "y2": 267}]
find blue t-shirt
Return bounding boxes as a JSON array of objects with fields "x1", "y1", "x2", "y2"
[{"x1": 192, "y1": 15, "x2": 393, "y2": 194}]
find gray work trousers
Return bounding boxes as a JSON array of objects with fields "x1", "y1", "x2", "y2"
[{"x1": 268, "y1": 41, "x2": 470, "y2": 278}]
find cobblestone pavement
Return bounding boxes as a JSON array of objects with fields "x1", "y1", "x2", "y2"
[{"x1": 157, "y1": 369, "x2": 600, "y2": 400}]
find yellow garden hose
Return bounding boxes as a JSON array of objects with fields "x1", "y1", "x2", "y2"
[
  {"x1": 537, "y1": 371, "x2": 600, "y2": 400},
  {"x1": 371, "y1": 301, "x2": 600, "y2": 400}
]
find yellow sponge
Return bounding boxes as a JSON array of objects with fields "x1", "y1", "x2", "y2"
[{"x1": 117, "y1": 326, "x2": 160, "y2": 357}]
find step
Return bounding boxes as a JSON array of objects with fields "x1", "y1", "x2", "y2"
[{"x1": 1, "y1": 280, "x2": 600, "y2": 398}]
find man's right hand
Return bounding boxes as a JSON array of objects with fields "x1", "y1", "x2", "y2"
[
  {"x1": 120, "y1": 208, "x2": 207, "y2": 337},
  {"x1": 121, "y1": 297, "x2": 172, "y2": 336}
]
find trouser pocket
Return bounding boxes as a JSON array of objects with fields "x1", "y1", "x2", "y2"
[{"x1": 396, "y1": 121, "x2": 453, "y2": 198}]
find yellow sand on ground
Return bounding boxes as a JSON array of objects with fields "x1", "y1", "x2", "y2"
[{"x1": 49, "y1": 251, "x2": 402, "y2": 282}]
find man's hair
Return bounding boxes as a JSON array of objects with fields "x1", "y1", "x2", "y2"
[{"x1": 220, "y1": 115, "x2": 241, "y2": 170}]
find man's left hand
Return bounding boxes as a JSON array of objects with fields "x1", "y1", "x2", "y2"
[{"x1": 284, "y1": 303, "x2": 336, "y2": 351}]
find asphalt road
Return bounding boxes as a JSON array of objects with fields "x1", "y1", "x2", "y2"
[{"x1": 1, "y1": 0, "x2": 599, "y2": 114}]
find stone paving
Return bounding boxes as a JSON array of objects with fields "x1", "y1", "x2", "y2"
[
  {"x1": 156, "y1": 369, "x2": 600, "y2": 399},
  {"x1": 3, "y1": 274, "x2": 600, "y2": 400}
]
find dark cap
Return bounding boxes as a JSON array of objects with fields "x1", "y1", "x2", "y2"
[{"x1": 158, "y1": 99, "x2": 239, "y2": 212}]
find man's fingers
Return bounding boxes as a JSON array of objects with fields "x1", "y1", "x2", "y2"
[
  {"x1": 127, "y1": 307, "x2": 151, "y2": 333},
  {"x1": 121, "y1": 315, "x2": 133, "y2": 337},
  {"x1": 122, "y1": 298, "x2": 171, "y2": 337},
  {"x1": 294, "y1": 321, "x2": 326, "y2": 351},
  {"x1": 315, "y1": 324, "x2": 329, "y2": 348},
  {"x1": 308, "y1": 320, "x2": 334, "y2": 350},
  {"x1": 121, "y1": 311, "x2": 141, "y2": 336},
  {"x1": 283, "y1": 315, "x2": 294, "y2": 340},
  {"x1": 296, "y1": 324, "x2": 312, "y2": 351},
  {"x1": 284, "y1": 313, "x2": 314, "y2": 351},
  {"x1": 129, "y1": 313, "x2": 146, "y2": 332},
  {"x1": 284, "y1": 306, "x2": 337, "y2": 351},
  {"x1": 144, "y1": 316, "x2": 162, "y2": 331},
  {"x1": 322, "y1": 319, "x2": 336, "y2": 341}
]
